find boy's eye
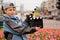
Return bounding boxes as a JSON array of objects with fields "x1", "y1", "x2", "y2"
[
  {"x1": 9, "y1": 9, "x2": 12, "y2": 11},
  {"x1": 9, "y1": 9, "x2": 16, "y2": 11}
]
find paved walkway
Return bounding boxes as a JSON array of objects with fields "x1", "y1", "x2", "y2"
[{"x1": 43, "y1": 19, "x2": 60, "y2": 29}]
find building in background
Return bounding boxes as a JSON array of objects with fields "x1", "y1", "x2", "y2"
[
  {"x1": 20, "y1": 4, "x2": 24, "y2": 15},
  {"x1": 41, "y1": 1, "x2": 48, "y2": 15},
  {"x1": 47, "y1": 0, "x2": 58, "y2": 16},
  {"x1": 41, "y1": 0, "x2": 59, "y2": 16}
]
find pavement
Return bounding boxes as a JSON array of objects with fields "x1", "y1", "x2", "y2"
[{"x1": 43, "y1": 19, "x2": 60, "y2": 29}]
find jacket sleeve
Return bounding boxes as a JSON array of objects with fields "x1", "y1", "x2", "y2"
[{"x1": 5, "y1": 18, "x2": 36, "y2": 35}]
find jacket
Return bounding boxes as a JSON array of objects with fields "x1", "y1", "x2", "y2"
[{"x1": 3, "y1": 14, "x2": 36, "y2": 40}]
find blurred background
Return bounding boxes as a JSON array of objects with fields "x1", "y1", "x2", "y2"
[
  {"x1": 0, "y1": 0, "x2": 60, "y2": 40},
  {"x1": 0, "y1": 0, "x2": 60, "y2": 28}
]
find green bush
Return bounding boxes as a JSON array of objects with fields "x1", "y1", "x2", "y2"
[{"x1": 0, "y1": 22, "x2": 3, "y2": 29}]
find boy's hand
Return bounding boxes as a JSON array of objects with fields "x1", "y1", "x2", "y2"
[{"x1": 36, "y1": 27, "x2": 40, "y2": 31}]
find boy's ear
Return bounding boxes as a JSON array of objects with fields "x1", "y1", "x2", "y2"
[{"x1": 4, "y1": 9, "x2": 7, "y2": 13}]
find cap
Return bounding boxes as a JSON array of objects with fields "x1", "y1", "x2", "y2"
[{"x1": 3, "y1": 2, "x2": 16, "y2": 9}]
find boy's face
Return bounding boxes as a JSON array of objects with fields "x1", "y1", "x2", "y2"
[{"x1": 5, "y1": 7, "x2": 16, "y2": 16}]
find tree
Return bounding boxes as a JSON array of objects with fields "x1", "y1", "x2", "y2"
[{"x1": 34, "y1": 6, "x2": 44, "y2": 13}]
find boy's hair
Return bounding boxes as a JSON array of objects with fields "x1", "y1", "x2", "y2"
[{"x1": 10, "y1": 3, "x2": 14, "y2": 6}]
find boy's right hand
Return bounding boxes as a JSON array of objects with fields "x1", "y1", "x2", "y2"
[{"x1": 36, "y1": 27, "x2": 40, "y2": 31}]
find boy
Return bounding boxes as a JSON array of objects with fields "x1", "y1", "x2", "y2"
[{"x1": 3, "y1": 2, "x2": 37, "y2": 40}]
